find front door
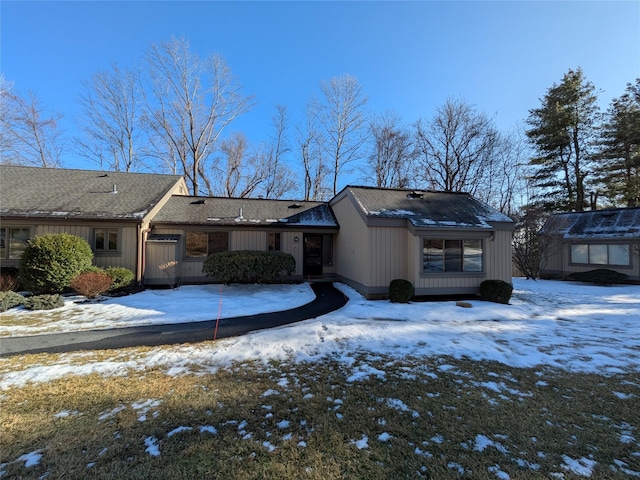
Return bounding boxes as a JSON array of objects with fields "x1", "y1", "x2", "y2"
[{"x1": 303, "y1": 234, "x2": 323, "y2": 277}]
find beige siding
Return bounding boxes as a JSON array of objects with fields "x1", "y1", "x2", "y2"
[
  {"x1": 231, "y1": 230, "x2": 267, "y2": 251},
  {"x1": 331, "y1": 195, "x2": 370, "y2": 286},
  {"x1": 369, "y1": 226, "x2": 408, "y2": 286},
  {"x1": 281, "y1": 231, "x2": 304, "y2": 276},
  {"x1": 145, "y1": 242, "x2": 179, "y2": 284},
  {"x1": 484, "y1": 229, "x2": 513, "y2": 283}
]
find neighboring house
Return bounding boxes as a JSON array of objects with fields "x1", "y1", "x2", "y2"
[
  {"x1": 145, "y1": 196, "x2": 338, "y2": 284},
  {"x1": 1, "y1": 166, "x2": 516, "y2": 297},
  {"x1": 330, "y1": 186, "x2": 514, "y2": 298},
  {"x1": 538, "y1": 208, "x2": 640, "y2": 282},
  {"x1": 0, "y1": 165, "x2": 188, "y2": 284}
]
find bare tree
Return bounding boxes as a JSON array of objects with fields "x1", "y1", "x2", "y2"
[
  {"x1": 0, "y1": 76, "x2": 64, "y2": 167},
  {"x1": 311, "y1": 74, "x2": 369, "y2": 196},
  {"x1": 145, "y1": 37, "x2": 253, "y2": 195},
  {"x1": 212, "y1": 132, "x2": 267, "y2": 198},
  {"x1": 298, "y1": 105, "x2": 330, "y2": 201},
  {"x1": 413, "y1": 98, "x2": 498, "y2": 196},
  {"x1": 258, "y1": 105, "x2": 297, "y2": 199},
  {"x1": 367, "y1": 111, "x2": 414, "y2": 188},
  {"x1": 75, "y1": 64, "x2": 145, "y2": 172}
]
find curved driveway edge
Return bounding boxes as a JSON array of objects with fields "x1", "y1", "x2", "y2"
[{"x1": 0, "y1": 282, "x2": 348, "y2": 357}]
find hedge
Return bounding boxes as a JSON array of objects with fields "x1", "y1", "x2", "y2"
[
  {"x1": 389, "y1": 279, "x2": 414, "y2": 303},
  {"x1": 479, "y1": 279, "x2": 513, "y2": 305},
  {"x1": 567, "y1": 269, "x2": 629, "y2": 285},
  {"x1": 202, "y1": 250, "x2": 295, "y2": 284}
]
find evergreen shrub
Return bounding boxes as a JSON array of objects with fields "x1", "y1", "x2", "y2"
[
  {"x1": 23, "y1": 294, "x2": 64, "y2": 311},
  {"x1": 0, "y1": 291, "x2": 25, "y2": 312},
  {"x1": 71, "y1": 271, "x2": 114, "y2": 299},
  {"x1": 20, "y1": 233, "x2": 94, "y2": 294},
  {"x1": 105, "y1": 267, "x2": 135, "y2": 291},
  {"x1": 202, "y1": 250, "x2": 295, "y2": 284},
  {"x1": 479, "y1": 279, "x2": 513, "y2": 304},
  {"x1": 567, "y1": 269, "x2": 629, "y2": 285},
  {"x1": 389, "y1": 279, "x2": 414, "y2": 303}
]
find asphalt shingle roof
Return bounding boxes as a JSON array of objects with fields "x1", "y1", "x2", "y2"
[
  {"x1": 539, "y1": 208, "x2": 640, "y2": 239},
  {"x1": 152, "y1": 196, "x2": 338, "y2": 228},
  {"x1": 0, "y1": 165, "x2": 183, "y2": 221},
  {"x1": 342, "y1": 186, "x2": 513, "y2": 228}
]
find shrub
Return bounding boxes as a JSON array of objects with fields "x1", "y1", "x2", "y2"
[
  {"x1": 389, "y1": 279, "x2": 414, "y2": 303},
  {"x1": 20, "y1": 233, "x2": 94, "y2": 294},
  {"x1": 71, "y1": 271, "x2": 114, "y2": 299},
  {"x1": 0, "y1": 291, "x2": 25, "y2": 312},
  {"x1": 203, "y1": 250, "x2": 295, "y2": 284},
  {"x1": 567, "y1": 269, "x2": 629, "y2": 285},
  {"x1": 0, "y1": 274, "x2": 19, "y2": 292},
  {"x1": 480, "y1": 279, "x2": 513, "y2": 304},
  {"x1": 23, "y1": 294, "x2": 64, "y2": 311},
  {"x1": 105, "y1": 267, "x2": 135, "y2": 291}
]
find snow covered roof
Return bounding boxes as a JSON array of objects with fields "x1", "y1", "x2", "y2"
[
  {"x1": 539, "y1": 207, "x2": 640, "y2": 239},
  {"x1": 0, "y1": 165, "x2": 184, "y2": 221},
  {"x1": 153, "y1": 196, "x2": 338, "y2": 228},
  {"x1": 338, "y1": 186, "x2": 513, "y2": 229}
]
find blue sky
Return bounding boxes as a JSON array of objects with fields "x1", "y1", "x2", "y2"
[{"x1": 2, "y1": 1, "x2": 639, "y2": 177}]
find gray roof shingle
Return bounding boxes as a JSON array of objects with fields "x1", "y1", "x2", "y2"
[
  {"x1": 152, "y1": 196, "x2": 338, "y2": 228},
  {"x1": 341, "y1": 186, "x2": 513, "y2": 228},
  {"x1": 539, "y1": 208, "x2": 640, "y2": 239},
  {"x1": 0, "y1": 165, "x2": 183, "y2": 221}
]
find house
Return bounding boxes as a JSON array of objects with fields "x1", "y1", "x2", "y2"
[
  {"x1": 0, "y1": 165, "x2": 188, "y2": 284},
  {"x1": 538, "y1": 208, "x2": 640, "y2": 282},
  {"x1": 145, "y1": 195, "x2": 338, "y2": 285},
  {"x1": 329, "y1": 186, "x2": 514, "y2": 298},
  {"x1": 1, "y1": 165, "x2": 515, "y2": 297}
]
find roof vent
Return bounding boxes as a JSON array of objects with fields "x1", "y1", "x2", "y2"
[
  {"x1": 407, "y1": 191, "x2": 424, "y2": 199},
  {"x1": 288, "y1": 203, "x2": 302, "y2": 209},
  {"x1": 191, "y1": 199, "x2": 206, "y2": 205},
  {"x1": 111, "y1": 184, "x2": 118, "y2": 194}
]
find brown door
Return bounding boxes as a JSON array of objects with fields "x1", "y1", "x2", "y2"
[{"x1": 303, "y1": 234, "x2": 323, "y2": 276}]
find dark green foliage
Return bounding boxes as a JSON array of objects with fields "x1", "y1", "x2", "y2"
[
  {"x1": 0, "y1": 291, "x2": 25, "y2": 312},
  {"x1": 480, "y1": 279, "x2": 513, "y2": 304},
  {"x1": 105, "y1": 267, "x2": 135, "y2": 291},
  {"x1": 20, "y1": 233, "x2": 94, "y2": 294},
  {"x1": 23, "y1": 294, "x2": 64, "y2": 311},
  {"x1": 202, "y1": 250, "x2": 295, "y2": 284},
  {"x1": 389, "y1": 279, "x2": 414, "y2": 303},
  {"x1": 567, "y1": 268, "x2": 629, "y2": 285}
]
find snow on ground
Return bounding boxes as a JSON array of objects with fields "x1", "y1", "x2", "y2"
[
  {"x1": 1, "y1": 279, "x2": 639, "y2": 390},
  {"x1": 0, "y1": 283, "x2": 315, "y2": 336}
]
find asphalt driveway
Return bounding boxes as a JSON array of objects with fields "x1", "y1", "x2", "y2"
[{"x1": 0, "y1": 282, "x2": 348, "y2": 357}]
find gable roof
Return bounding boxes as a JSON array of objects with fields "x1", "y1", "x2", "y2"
[
  {"x1": 539, "y1": 207, "x2": 640, "y2": 239},
  {"x1": 0, "y1": 165, "x2": 185, "y2": 222},
  {"x1": 335, "y1": 186, "x2": 513, "y2": 229},
  {"x1": 152, "y1": 195, "x2": 338, "y2": 228}
]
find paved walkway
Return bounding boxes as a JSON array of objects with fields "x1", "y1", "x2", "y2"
[{"x1": 0, "y1": 282, "x2": 348, "y2": 357}]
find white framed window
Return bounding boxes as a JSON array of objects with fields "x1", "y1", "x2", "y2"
[
  {"x1": 423, "y1": 238, "x2": 483, "y2": 273},
  {"x1": 570, "y1": 243, "x2": 630, "y2": 266}
]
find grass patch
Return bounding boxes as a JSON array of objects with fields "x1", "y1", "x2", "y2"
[{"x1": 1, "y1": 353, "x2": 639, "y2": 479}]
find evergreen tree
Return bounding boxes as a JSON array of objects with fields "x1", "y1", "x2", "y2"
[
  {"x1": 599, "y1": 79, "x2": 640, "y2": 207},
  {"x1": 526, "y1": 68, "x2": 599, "y2": 211}
]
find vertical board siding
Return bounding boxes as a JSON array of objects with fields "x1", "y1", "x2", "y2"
[
  {"x1": 145, "y1": 243, "x2": 179, "y2": 283},
  {"x1": 485, "y1": 230, "x2": 512, "y2": 283},
  {"x1": 231, "y1": 230, "x2": 267, "y2": 251},
  {"x1": 370, "y1": 226, "x2": 407, "y2": 286},
  {"x1": 281, "y1": 232, "x2": 304, "y2": 276},
  {"x1": 331, "y1": 196, "x2": 369, "y2": 286}
]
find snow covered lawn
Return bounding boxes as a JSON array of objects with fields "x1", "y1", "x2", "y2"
[{"x1": 1, "y1": 279, "x2": 639, "y2": 479}]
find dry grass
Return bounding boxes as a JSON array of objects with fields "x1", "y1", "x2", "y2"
[{"x1": 1, "y1": 353, "x2": 639, "y2": 479}]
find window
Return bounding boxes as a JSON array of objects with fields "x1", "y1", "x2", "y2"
[
  {"x1": 423, "y1": 238, "x2": 483, "y2": 273},
  {"x1": 94, "y1": 228, "x2": 119, "y2": 252},
  {"x1": 0, "y1": 227, "x2": 30, "y2": 259},
  {"x1": 268, "y1": 233, "x2": 281, "y2": 251},
  {"x1": 570, "y1": 244, "x2": 630, "y2": 266},
  {"x1": 186, "y1": 231, "x2": 228, "y2": 257}
]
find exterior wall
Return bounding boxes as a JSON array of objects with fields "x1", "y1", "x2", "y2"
[
  {"x1": 541, "y1": 237, "x2": 640, "y2": 281},
  {"x1": 0, "y1": 219, "x2": 138, "y2": 273},
  {"x1": 331, "y1": 195, "x2": 370, "y2": 288},
  {"x1": 146, "y1": 226, "x2": 314, "y2": 284}
]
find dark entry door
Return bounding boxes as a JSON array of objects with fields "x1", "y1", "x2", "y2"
[{"x1": 303, "y1": 234, "x2": 323, "y2": 276}]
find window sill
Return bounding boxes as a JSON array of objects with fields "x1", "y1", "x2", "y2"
[{"x1": 420, "y1": 272, "x2": 485, "y2": 278}]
